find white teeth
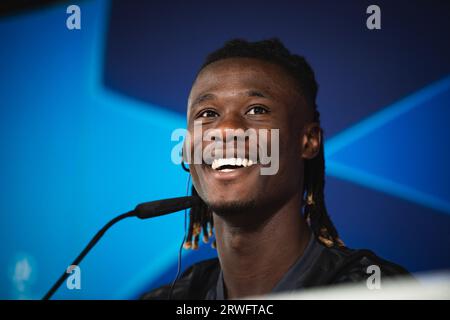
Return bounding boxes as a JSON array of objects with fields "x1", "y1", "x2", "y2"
[{"x1": 211, "y1": 158, "x2": 256, "y2": 171}]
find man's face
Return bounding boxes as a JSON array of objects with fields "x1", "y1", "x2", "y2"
[{"x1": 186, "y1": 57, "x2": 313, "y2": 215}]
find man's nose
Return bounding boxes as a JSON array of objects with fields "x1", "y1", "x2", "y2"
[{"x1": 214, "y1": 111, "x2": 247, "y2": 137}]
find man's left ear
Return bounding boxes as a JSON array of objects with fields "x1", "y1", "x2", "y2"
[{"x1": 301, "y1": 123, "x2": 322, "y2": 159}]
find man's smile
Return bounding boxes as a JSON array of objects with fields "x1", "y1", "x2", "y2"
[
  {"x1": 211, "y1": 157, "x2": 255, "y2": 170},
  {"x1": 202, "y1": 157, "x2": 259, "y2": 181}
]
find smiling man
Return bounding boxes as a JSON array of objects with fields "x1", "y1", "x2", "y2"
[{"x1": 142, "y1": 38, "x2": 409, "y2": 300}]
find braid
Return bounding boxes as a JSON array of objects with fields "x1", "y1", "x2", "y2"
[
  {"x1": 303, "y1": 110, "x2": 345, "y2": 248},
  {"x1": 184, "y1": 38, "x2": 344, "y2": 250},
  {"x1": 184, "y1": 186, "x2": 216, "y2": 250}
]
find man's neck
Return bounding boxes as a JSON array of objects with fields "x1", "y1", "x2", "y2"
[{"x1": 213, "y1": 193, "x2": 311, "y2": 299}]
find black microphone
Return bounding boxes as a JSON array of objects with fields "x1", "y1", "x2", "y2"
[
  {"x1": 134, "y1": 196, "x2": 201, "y2": 219},
  {"x1": 43, "y1": 195, "x2": 200, "y2": 300}
]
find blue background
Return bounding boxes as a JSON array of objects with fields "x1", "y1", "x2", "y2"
[{"x1": 0, "y1": 0, "x2": 449, "y2": 299}]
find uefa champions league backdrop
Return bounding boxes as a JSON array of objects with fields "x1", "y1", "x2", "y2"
[{"x1": 0, "y1": 0, "x2": 449, "y2": 299}]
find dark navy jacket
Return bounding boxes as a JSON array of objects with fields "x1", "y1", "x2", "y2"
[{"x1": 141, "y1": 237, "x2": 410, "y2": 300}]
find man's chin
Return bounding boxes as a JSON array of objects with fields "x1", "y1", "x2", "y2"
[{"x1": 205, "y1": 198, "x2": 257, "y2": 216}]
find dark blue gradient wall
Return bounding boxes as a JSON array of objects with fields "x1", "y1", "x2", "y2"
[{"x1": 0, "y1": 0, "x2": 449, "y2": 299}]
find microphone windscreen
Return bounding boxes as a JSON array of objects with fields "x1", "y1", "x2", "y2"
[{"x1": 134, "y1": 195, "x2": 201, "y2": 219}]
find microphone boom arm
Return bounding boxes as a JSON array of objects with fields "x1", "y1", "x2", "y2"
[{"x1": 42, "y1": 195, "x2": 199, "y2": 300}]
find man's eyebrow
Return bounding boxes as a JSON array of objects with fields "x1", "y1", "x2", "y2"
[
  {"x1": 191, "y1": 93, "x2": 217, "y2": 108},
  {"x1": 191, "y1": 89, "x2": 273, "y2": 109},
  {"x1": 246, "y1": 89, "x2": 272, "y2": 99}
]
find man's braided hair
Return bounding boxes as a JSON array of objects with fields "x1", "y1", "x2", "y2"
[{"x1": 183, "y1": 38, "x2": 344, "y2": 250}]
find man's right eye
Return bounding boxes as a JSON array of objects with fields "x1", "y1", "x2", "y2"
[{"x1": 198, "y1": 109, "x2": 219, "y2": 118}]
